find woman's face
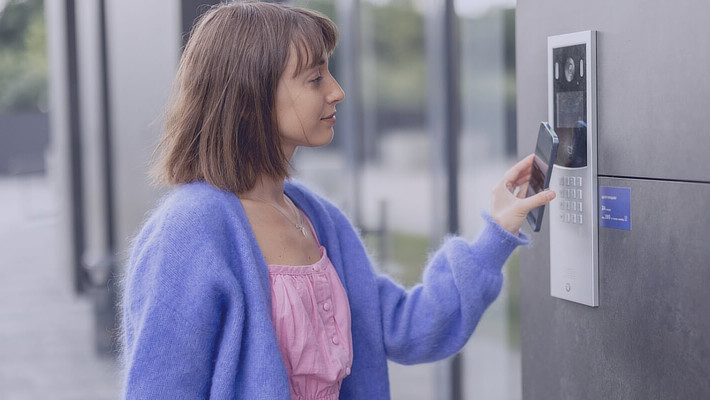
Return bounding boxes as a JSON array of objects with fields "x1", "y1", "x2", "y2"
[{"x1": 274, "y1": 46, "x2": 345, "y2": 153}]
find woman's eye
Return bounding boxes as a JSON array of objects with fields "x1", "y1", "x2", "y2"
[{"x1": 311, "y1": 75, "x2": 323, "y2": 85}]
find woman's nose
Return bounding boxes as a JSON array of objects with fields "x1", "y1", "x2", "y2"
[{"x1": 327, "y1": 78, "x2": 345, "y2": 104}]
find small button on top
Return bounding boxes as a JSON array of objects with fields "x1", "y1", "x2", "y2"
[
  {"x1": 345, "y1": 367, "x2": 351, "y2": 375},
  {"x1": 311, "y1": 265, "x2": 318, "y2": 271},
  {"x1": 332, "y1": 336, "x2": 340, "y2": 345},
  {"x1": 323, "y1": 302, "x2": 331, "y2": 311}
]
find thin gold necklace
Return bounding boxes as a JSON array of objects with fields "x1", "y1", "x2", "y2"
[{"x1": 241, "y1": 194, "x2": 308, "y2": 237}]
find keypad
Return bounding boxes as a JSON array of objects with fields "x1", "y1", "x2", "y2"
[{"x1": 558, "y1": 175, "x2": 584, "y2": 225}]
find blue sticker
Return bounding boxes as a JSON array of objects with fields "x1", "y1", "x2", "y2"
[{"x1": 599, "y1": 186, "x2": 632, "y2": 230}]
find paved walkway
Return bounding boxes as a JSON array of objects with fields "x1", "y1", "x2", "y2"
[{"x1": 0, "y1": 176, "x2": 120, "y2": 400}]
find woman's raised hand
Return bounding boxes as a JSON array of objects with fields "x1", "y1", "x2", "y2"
[{"x1": 490, "y1": 154, "x2": 556, "y2": 234}]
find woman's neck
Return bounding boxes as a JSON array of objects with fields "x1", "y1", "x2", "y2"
[
  {"x1": 239, "y1": 175, "x2": 287, "y2": 205},
  {"x1": 239, "y1": 145, "x2": 296, "y2": 205}
]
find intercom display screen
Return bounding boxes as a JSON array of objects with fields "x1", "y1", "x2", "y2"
[
  {"x1": 553, "y1": 44, "x2": 588, "y2": 168},
  {"x1": 556, "y1": 91, "x2": 585, "y2": 128}
]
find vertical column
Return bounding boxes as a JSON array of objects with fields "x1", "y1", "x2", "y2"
[
  {"x1": 426, "y1": 0, "x2": 461, "y2": 398},
  {"x1": 335, "y1": 0, "x2": 364, "y2": 223},
  {"x1": 46, "y1": 0, "x2": 81, "y2": 292}
]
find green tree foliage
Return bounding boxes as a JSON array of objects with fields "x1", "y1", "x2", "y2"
[
  {"x1": 363, "y1": 0, "x2": 425, "y2": 111},
  {"x1": 0, "y1": 0, "x2": 47, "y2": 112}
]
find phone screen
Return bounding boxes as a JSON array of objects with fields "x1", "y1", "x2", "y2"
[{"x1": 527, "y1": 122, "x2": 558, "y2": 231}]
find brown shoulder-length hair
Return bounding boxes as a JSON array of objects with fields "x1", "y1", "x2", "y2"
[{"x1": 151, "y1": 1, "x2": 338, "y2": 194}]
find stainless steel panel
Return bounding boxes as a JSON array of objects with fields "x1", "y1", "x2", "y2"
[
  {"x1": 548, "y1": 31, "x2": 599, "y2": 307},
  {"x1": 520, "y1": 177, "x2": 710, "y2": 399}
]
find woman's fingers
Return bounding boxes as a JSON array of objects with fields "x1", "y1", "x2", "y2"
[
  {"x1": 518, "y1": 189, "x2": 555, "y2": 213},
  {"x1": 512, "y1": 173, "x2": 531, "y2": 188},
  {"x1": 516, "y1": 183, "x2": 529, "y2": 199},
  {"x1": 503, "y1": 154, "x2": 534, "y2": 186}
]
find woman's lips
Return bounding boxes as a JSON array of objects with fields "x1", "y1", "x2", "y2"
[{"x1": 321, "y1": 112, "x2": 336, "y2": 124}]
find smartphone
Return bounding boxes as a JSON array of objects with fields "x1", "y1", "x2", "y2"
[{"x1": 526, "y1": 122, "x2": 559, "y2": 232}]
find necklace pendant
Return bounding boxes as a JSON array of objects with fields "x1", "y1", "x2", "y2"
[{"x1": 297, "y1": 224, "x2": 307, "y2": 237}]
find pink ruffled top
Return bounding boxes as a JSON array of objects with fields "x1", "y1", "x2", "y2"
[{"x1": 267, "y1": 214, "x2": 353, "y2": 400}]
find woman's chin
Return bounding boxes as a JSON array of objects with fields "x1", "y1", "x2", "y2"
[{"x1": 306, "y1": 130, "x2": 335, "y2": 148}]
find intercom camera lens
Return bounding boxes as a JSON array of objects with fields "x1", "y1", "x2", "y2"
[{"x1": 565, "y1": 57, "x2": 575, "y2": 82}]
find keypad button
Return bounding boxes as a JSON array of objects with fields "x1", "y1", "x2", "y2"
[
  {"x1": 560, "y1": 177, "x2": 565, "y2": 186},
  {"x1": 578, "y1": 202, "x2": 583, "y2": 213},
  {"x1": 578, "y1": 189, "x2": 583, "y2": 199},
  {"x1": 577, "y1": 177, "x2": 583, "y2": 186},
  {"x1": 579, "y1": 215, "x2": 583, "y2": 225},
  {"x1": 565, "y1": 213, "x2": 570, "y2": 223},
  {"x1": 572, "y1": 214, "x2": 577, "y2": 224},
  {"x1": 572, "y1": 202, "x2": 577, "y2": 211}
]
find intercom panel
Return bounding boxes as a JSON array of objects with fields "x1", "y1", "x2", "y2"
[{"x1": 547, "y1": 31, "x2": 598, "y2": 307}]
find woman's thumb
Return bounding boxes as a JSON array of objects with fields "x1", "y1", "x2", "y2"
[{"x1": 519, "y1": 190, "x2": 556, "y2": 213}]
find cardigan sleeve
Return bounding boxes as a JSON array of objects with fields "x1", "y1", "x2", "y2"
[
  {"x1": 376, "y1": 213, "x2": 528, "y2": 364},
  {"x1": 288, "y1": 182, "x2": 530, "y2": 366},
  {"x1": 120, "y1": 205, "x2": 245, "y2": 399}
]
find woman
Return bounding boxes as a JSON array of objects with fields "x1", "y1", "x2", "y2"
[{"x1": 120, "y1": 2, "x2": 555, "y2": 399}]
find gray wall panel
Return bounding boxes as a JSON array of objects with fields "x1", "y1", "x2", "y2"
[
  {"x1": 517, "y1": 0, "x2": 710, "y2": 183},
  {"x1": 521, "y1": 178, "x2": 710, "y2": 399},
  {"x1": 518, "y1": 1, "x2": 710, "y2": 397}
]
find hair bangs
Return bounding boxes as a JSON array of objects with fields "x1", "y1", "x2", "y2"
[{"x1": 290, "y1": 10, "x2": 338, "y2": 77}]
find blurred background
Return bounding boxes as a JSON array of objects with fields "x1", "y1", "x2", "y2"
[{"x1": 0, "y1": 0, "x2": 522, "y2": 398}]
